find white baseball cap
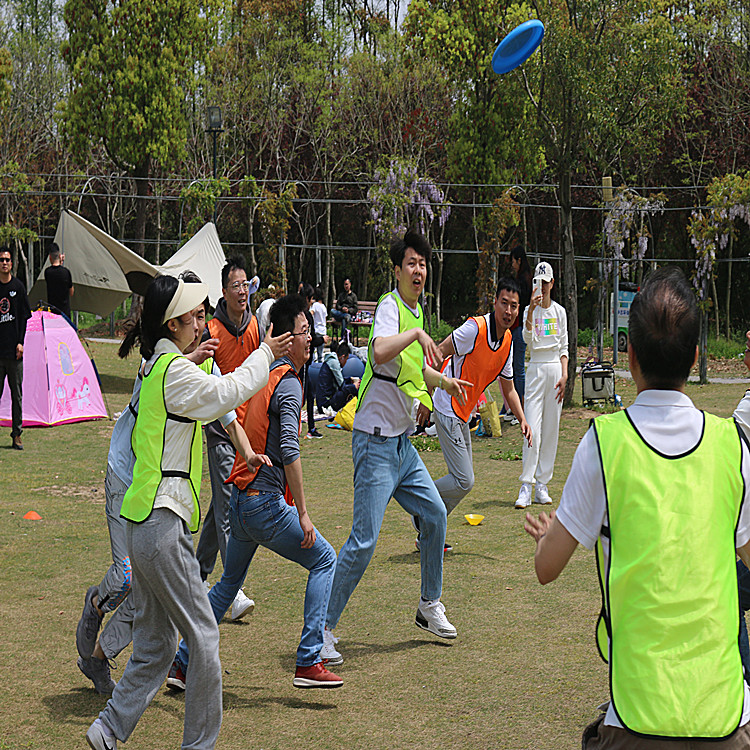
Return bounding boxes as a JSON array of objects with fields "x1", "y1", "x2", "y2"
[
  {"x1": 161, "y1": 278, "x2": 210, "y2": 324},
  {"x1": 533, "y1": 262, "x2": 554, "y2": 282}
]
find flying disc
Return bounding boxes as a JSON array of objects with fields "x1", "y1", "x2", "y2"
[
  {"x1": 464, "y1": 514, "x2": 484, "y2": 526},
  {"x1": 491, "y1": 19, "x2": 545, "y2": 75}
]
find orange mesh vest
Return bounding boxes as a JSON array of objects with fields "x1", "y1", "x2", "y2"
[
  {"x1": 207, "y1": 315, "x2": 260, "y2": 425},
  {"x1": 442, "y1": 315, "x2": 512, "y2": 422},
  {"x1": 227, "y1": 363, "x2": 300, "y2": 504}
]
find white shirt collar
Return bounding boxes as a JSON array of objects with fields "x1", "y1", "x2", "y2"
[{"x1": 631, "y1": 389, "x2": 695, "y2": 409}]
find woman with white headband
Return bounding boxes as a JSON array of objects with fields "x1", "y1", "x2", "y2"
[{"x1": 86, "y1": 275, "x2": 291, "y2": 750}]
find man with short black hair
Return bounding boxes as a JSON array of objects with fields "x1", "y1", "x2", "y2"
[
  {"x1": 414, "y1": 277, "x2": 531, "y2": 550},
  {"x1": 199, "y1": 256, "x2": 260, "y2": 618},
  {"x1": 171, "y1": 293, "x2": 342, "y2": 689},
  {"x1": 44, "y1": 242, "x2": 74, "y2": 324},
  {"x1": 525, "y1": 267, "x2": 750, "y2": 749},
  {"x1": 0, "y1": 246, "x2": 31, "y2": 450},
  {"x1": 322, "y1": 232, "x2": 470, "y2": 665}
]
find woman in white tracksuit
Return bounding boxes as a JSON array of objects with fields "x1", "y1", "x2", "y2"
[{"x1": 515, "y1": 262, "x2": 568, "y2": 508}]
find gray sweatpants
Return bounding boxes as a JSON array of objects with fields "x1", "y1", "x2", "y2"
[
  {"x1": 433, "y1": 409, "x2": 475, "y2": 515},
  {"x1": 100, "y1": 509, "x2": 222, "y2": 749},
  {"x1": 196, "y1": 441, "x2": 234, "y2": 581},
  {"x1": 98, "y1": 467, "x2": 135, "y2": 660}
]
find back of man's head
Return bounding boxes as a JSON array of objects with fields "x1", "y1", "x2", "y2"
[
  {"x1": 629, "y1": 267, "x2": 698, "y2": 389},
  {"x1": 336, "y1": 341, "x2": 350, "y2": 361},
  {"x1": 49, "y1": 242, "x2": 61, "y2": 262},
  {"x1": 269, "y1": 294, "x2": 307, "y2": 336}
]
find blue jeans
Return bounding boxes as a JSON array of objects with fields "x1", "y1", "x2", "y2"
[
  {"x1": 176, "y1": 487, "x2": 336, "y2": 668},
  {"x1": 326, "y1": 430, "x2": 447, "y2": 629},
  {"x1": 738, "y1": 559, "x2": 750, "y2": 675},
  {"x1": 512, "y1": 325, "x2": 526, "y2": 402},
  {"x1": 330, "y1": 309, "x2": 350, "y2": 333}
]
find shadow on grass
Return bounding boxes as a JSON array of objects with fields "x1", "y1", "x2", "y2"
[
  {"x1": 221, "y1": 687, "x2": 339, "y2": 711},
  {"x1": 99, "y1": 374, "x2": 136, "y2": 395},
  {"x1": 471, "y1": 498, "x2": 520, "y2": 510},
  {"x1": 387, "y1": 551, "x2": 500, "y2": 563}
]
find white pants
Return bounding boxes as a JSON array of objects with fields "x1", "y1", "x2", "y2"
[{"x1": 520, "y1": 361, "x2": 562, "y2": 485}]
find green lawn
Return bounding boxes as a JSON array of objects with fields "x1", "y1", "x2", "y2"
[{"x1": 0, "y1": 344, "x2": 747, "y2": 750}]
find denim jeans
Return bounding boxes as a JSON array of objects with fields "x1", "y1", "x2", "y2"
[
  {"x1": 326, "y1": 429, "x2": 447, "y2": 629},
  {"x1": 330, "y1": 309, "x2": 350, "y2": 333},
  {"x1": 176, "y1": 487, "x2": 336, "y2": 668},
  {"x1": 511, "y1": 325, "x2": 526, "y2": 402}
]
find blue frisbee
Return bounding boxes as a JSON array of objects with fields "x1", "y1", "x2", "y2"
[{"x1": 491, "y1": 19, "x2": 545, "y2": 75}]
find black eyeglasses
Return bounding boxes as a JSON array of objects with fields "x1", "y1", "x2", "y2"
[
  {"x1": 0, "y1": 258, "x2": 11, "y2": 263},
  {"x1": 292, "y1": 327, "x2": 311, "y2": 337}
]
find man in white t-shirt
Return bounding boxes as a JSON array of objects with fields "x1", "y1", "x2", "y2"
[
  {"x1": 413, "y1": 277, "x2": 531, "y2": 551},
  {"x1": 525, "y1": 268, "x2": 750, "y2": 749},
  {"x1": 321, "y1": 232, "x2": 470, "y2": 665}
]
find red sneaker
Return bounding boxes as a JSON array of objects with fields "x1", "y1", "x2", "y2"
[
  {"x1": 166, "y1": 660, "x2": 186, "y2": 691},
  {"x1": 293, "y1": 661, "x2": 343, "y2": 689}
]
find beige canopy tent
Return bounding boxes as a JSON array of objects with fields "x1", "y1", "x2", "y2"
[
  {"x1": 157, "y1": 222, "x2": 227, "y2": 310},
  {"x1": 29, "y1": 210, "x2": 158, "y2": 317}
]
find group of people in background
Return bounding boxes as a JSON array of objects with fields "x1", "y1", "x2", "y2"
[
  {"x1": 75, "y1": 231, "x2": 563, "y2": 750},
  {"x1": 35, "y1": 228, "x2": 747, "y2": 750}
]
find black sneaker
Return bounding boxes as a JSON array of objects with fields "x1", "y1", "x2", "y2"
[
  {"x1": 78, "y1": 656, "x2": 116, "y2": 695},
  {"x1": 76, "y1": 586, "x2": 103, "y2": 660},
  {"x1": 305, "y1": 428, "x2": 323, "y2": 439}
]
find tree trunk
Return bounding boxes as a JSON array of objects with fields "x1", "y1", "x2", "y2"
[
  {"x1": 559, "y1": 171, "x2": 578, "y2": 405},
  {"x1": 247, "y1": 206, "x2": 257, "y2": 278},
  {"x1": 699, "y1": 307, "x2": 709, "y2": 384},
  {"x1": 711, "y1": 274, "x2": 719, "y2": 339},
  {"x1": 726, "y1": 233, "x2": 734, "y2": 339},
  {"x1": 132, "y1": 157, "x2": 151, "y2": 257}
]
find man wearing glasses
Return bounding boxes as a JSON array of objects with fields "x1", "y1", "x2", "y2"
[
  {"x1": 170, "y1": 294, "x2": 342, "y2": 688},
  {"x1": 199, "y1": 257, "x2": 261, "y2": 619},
  {"x1": 0, "y1": 246, "x2": 31, "y2": 451}
]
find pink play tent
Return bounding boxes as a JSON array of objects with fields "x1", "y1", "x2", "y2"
[{"x1": 0, "y1": 311, "x2": 107, "y2": 427}]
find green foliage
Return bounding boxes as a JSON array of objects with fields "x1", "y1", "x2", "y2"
[
  {"x1": 410, "y1": 435, "x2": 441, "y2": 452},
  {"x1": 0, "y1": 47, "x2": 11, "y2": 116},
  {"x1": 578, "y1": 327, "x2": 614, "y2": 351},
  {"x1": 490, "y1": 448, "x2": 522, "y2": 461},
  {"x1": 257, "y1": 183, "x2": 298, "y2": 291},
  {"x1": 707, "y1": 333, "x2": 745, "y2": 359},
  {"x1": 403, "y1": 0, "x2": 543, "y2": 190},
  {"x1": 0, "y1": 224, "x2": 38, "y2": 245},
  {"x1": 428, "y1": 314, "x2": 453, "y2": 342},
  {"x1": 180, "y1": 178, "x2": 231, "y2": 238},
  {"x1": 60, "y1": 0, "x2": 221, "y2": 173}
]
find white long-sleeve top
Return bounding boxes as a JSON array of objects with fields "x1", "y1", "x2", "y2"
[
  {"x1": 146, "y1": 337, "x2": 274, "y2": 527},
  {"x1": 522, "y1": 299, "x2": 568, "y2": 363}
]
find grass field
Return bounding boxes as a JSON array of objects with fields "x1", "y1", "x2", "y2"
[{"x1": 1, "y1": 341, "x2": 748, "y2": 750}]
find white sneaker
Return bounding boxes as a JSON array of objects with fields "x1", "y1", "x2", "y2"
[
  {"x1": 502, "y1": 413, "x2": 514, "y2": 423},
  {"x1": 534, "y1": 483, "x2": 553, "y2": 505},
  {"x1": 204, "y1": 580, "x2": 211, "y2": 593},
  {"x1": 515, "y1": 483, "x2": 532, "y2": 509},
  {"x1": 86, "y1": 718, "x2": 117, "y2": 750},
  {"x1": 231, "y1": 589, "x2": 255, "y2": 620},
  {"x1": 416, "y1": 599, "x2": 457, "y2": 639},
  {"x1": 320, "y1": 626, "x2": 343, "y2": 665}
]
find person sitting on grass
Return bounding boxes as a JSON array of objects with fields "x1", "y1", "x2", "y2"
[
  {"x1": 167, "y1": 294, "x2": 343, "y2": 691},
  {"x1": 316, "y1": 340, "x2": 360, "y2": 416}
]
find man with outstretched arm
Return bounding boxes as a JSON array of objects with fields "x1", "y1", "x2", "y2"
[
  {"x1": 525, "y1": 267, "x2": 750, "y2": 749},
  {"x1": 414, "y1": 277, "x2": 531, "y2": 551},
  {"x1": 321, "y1": 232, "x2": 471, "y2": 665}
]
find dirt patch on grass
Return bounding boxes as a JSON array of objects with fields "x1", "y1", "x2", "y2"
[
  {"x1": 563, "y1": 407, "x2": 601, "y2": 421},
  {"x1": 31, "y1": 483, "x2": 104, "y2": 503}
]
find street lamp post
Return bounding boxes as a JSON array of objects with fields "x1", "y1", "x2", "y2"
[{"x1": 206, "y1": 106, "x2": 224, "y2": 223}]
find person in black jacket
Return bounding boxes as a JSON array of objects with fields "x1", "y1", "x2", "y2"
[
  {"x1": 316, "y1": 341, "x2": 359, "y2": 415},
  {"x1": 44, "y1": 242, "x2": 74, "y2": 325},
  {"x1": 0, "y1": 246, "x2": 31, "y2": 450}
]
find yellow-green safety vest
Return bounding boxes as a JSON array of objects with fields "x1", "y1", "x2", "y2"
[
  {"x1": 593, "y1": 409, "x2": 745, "y2": 740},
  {"x1": 121, "y1": 354, "x2": 212, "y2": 533},
  {"x1": 357, "y1": 291, "x2": 432, "y2": 412}
]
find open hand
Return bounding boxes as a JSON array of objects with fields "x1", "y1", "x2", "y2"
[
  {"x1": 524, "y1": 509, "x2": 555, "y2": 543},
  {"x1": 264, "y1": 323, "x2": 293, "y2": 360}
]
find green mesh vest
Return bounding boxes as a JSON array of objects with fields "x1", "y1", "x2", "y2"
[
  {"x1": 593, "y1": 409, "x2": 745, "y2": 739},
  {"x1": 357, "y1": 291, "x2": 432, "y2": 412},
  {"x1": 121, "y1": 353, "x2": 210, "y2": 533}
]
